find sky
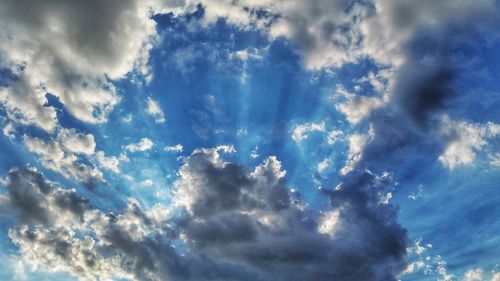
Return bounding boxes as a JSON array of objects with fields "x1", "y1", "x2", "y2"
[{"x1": 0, "y1": 0, "x2": 499, "y2": 281}]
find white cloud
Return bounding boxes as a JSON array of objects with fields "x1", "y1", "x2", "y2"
[
  {"x1": 125, "y1": 138, "x2": 154, "y2": 152},
  {"x1": 334, "y1": 86, "x2": 384, "y2": 125},
  {"x1": 119, "y1": 153, "x2": 130, "y2": 163},
  {"x1": 146, "y1": 97, "x2": 166, "y2": 123},
  {"x1": 402, "y1": 261, "x2": 425, "y2": 274},
  {"x1": 326, "y1": 130, "x2": 343, "y2": 145},
  {"x1": 164, "y1": 144, "x2": 183, "y2": 153},
  {"x1": 291, "y1": 121, "x2": 325, "y2": 143},
  {"x1": 341, "y1": 128, "x2": 374, "y2": 175},
  {"x1": 438, "y1": 116, "x2": 500, "y2": 170},
  {"x1": 491, "y1": 153, "x2": 500, "y2": 168},
  {"x1": 2, "y1": 122, "x2": 15, "y2": 138},
  {"x1": 57, "y1": 128, "x2": 96, "y2": 155},
  {"x1": 184, "y1": 0, "x2": 492, "y2": 71},
  {"x1": 463, "y1": 268, "x2": 484, "y2": 281},
  {"x1": 95, "y1": 151, "x2": 120, "y2": 173},
  {"x1": 317, "y1": 158, "x2": 331, "y2": 173},
  {"x1": 317, "y1": 210, "x2": 340, "y2": 237},
  {"x1": 408, "y1": 238, "x2": 432, "y2": 255},
  {"x1": 23, "y1": 135, "x2": 102, "y2": 182}
]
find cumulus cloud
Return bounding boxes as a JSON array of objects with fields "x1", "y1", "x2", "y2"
[
  {"x1": 0, "y1": 0, "x2": 166, "y2": 132},
  {"x1": 171, "y1": 147, "x2": 407, "y2": 281},
  {"x1": 146, "y1": 97, "x2": 166, "y2": 123},
  {"x1": 125, "y1": 138, "x2": 154, "y2": 152},
  {"x1": 1, "y1": 147, "x2": 408, "y2": 281}
]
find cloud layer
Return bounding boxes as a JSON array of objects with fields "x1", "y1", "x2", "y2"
[
  {"x1": 1, "y1": 0, "x2": 500, "y2": 280},
  {"x1": 2, "y1": 147, "x2": 407, "y2": 281}
]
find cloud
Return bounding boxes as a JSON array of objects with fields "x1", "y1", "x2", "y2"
[
  {"x1": 146, "y1": 97, "x2": 166, "y2": 123},
  {"x1": 172, "y1": 0, "x2": 494, "y2": 72},
  {"x1": 463, "y1": 268, "x2": 484, "y2": 281},
  {"x1": 171, "y1": 147, "x2": 407, "y2": 281},
  {"x1": 95, "y1": 151, "x2": 120, "y2": 173},
  {"x1": 57, "y1": 128, "x2": 96, "y2": 155},
  {"x1": 125, "y1": 138, "x2": 154, "y2": 152},
  {"x1": 316, "y1": 158, "x2": 331, "y2": 174},
  {"x1": 438, "y1": 116, "x2": 500, "y2": 170},
  {"x1": 1, "y1": 167, "x2": 181, "y2": 281},
  {"x1": 291, "y1": 121, "x2": 325, "y2": 143},
  {"x1": 164, "y1": 144, "x2": 183, "y2": 153},
  {"x1": 1, "y1": 1, "x2": 498, "y2": 280},
  {"x1": 326, "y1": 130, "x2": 343, "y2": 145},
  {"x1": 341, "y1": 128, "x2": 374, "y2": 175},
  {"x1": 2, "y1": 122, "x2": 15, "y2": 139},
  {"x1": 250, "y1": 146, "x2": 260, "y2": 159},
  {"x1": 0, "y1": 0, "x2": 165, "y2": 131},
  {"x1": 398, "y1": 238, "x2": 460, "y2": 281},
  {"x1": 23, "y1": 135, "x2": 102, "y2": 183},
  {"x1": 335, "y1": 86, "x2": 384, "y2": 125},
  {"x1": 392, "y1": 60, "x2": 455, "y2": 128},
  {"x1": 2, "y1": 146, "x2": 407, "y2": 281}
]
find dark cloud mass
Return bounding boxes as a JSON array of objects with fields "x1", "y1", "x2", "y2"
[{"x1": 1, "y1": 148, "x2": 407, "y2": 281}]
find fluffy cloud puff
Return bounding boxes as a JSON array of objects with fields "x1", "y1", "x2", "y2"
[{"x1": 1, "y1": 147, "x2": 407, "y2": 281}]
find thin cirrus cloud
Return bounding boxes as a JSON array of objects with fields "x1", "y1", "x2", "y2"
[{"x1": 0, "y1": 1, "x2": 499, "y2": 281}]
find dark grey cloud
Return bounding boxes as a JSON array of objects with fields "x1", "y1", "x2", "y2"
[
  {"x1": 394, "y1": 63, "x2": 454, "y2": 128},
  {"x1": 5, "y1": 167, "x2": 54, "y2": 225},
  {"x1": 1, "y1": 147, "x2": 408, "y2": 281},
  {"x1": 172, "y1": 148, "x2": 407, "y2": 281}
]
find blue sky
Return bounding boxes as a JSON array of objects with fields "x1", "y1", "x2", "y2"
[{"x1": 0, "y1": 1, "x2": 499, "y2": 281}]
